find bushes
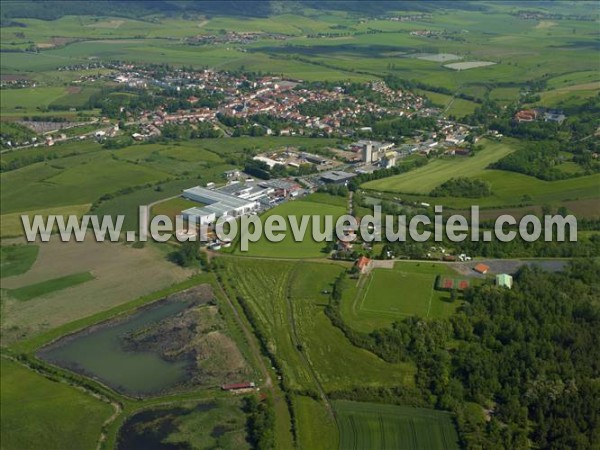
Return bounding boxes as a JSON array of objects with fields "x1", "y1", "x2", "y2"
[{"x1": 430, "y1": 177, "x2": 492, "y2": 198}]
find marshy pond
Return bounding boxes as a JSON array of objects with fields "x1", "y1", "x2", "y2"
[{"x1": 38, "y1": 286, "x2": 214, "y2": 396}]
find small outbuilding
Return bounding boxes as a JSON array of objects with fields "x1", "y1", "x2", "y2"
[
  {"x1": 473, "y1": 263, "x2": 490, "y2": 275},
  {"x1": 496, "y1": 273, "x2": 513, "y2": 289}
]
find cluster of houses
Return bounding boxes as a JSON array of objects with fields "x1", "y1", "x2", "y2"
[{"x1": 515, "y1": 108, "x2": 566, "y2": 124}]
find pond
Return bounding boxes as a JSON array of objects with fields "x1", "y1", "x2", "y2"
[{"x1": 38, "y1": 297, "x2": 194, "y2": 396}]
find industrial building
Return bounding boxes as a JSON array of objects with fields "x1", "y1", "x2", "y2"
[
  {"x1": 351, "y1": 140, "x2": 396, "y2": 163},
  {"x1": 320, "y1": 170, "x2": 357, "y2": 185},
  {"x1": 181, "y1": 186, "x2": 259, "y2": 225}
]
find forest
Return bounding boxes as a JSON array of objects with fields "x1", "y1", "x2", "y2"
[{"x1": 327, "y1": 260, "x2": 600, "y2": 449}]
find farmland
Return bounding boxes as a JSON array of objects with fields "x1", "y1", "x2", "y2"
[
  {"x1": 0, "y1": 358, "x2": 113, "y2": 450},
  {"x1": 334, "y1": 401, "x2": 460, "y2": 450},
  {"x1": 0, "y1": 236, "x2": 192, "y2": 343},
  {"x1": 220, "y1": 258, "x2": 416, "y2": 392},
  {"x1": 362, "y1": 138, "x2": 600, "y2": 210}
]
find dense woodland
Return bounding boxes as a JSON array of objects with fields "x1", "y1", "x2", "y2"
[{"x1": 327, "y1": 260, "x2": 600, "y2": 449}]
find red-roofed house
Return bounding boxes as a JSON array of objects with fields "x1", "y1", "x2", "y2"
[
  {"x1": 474, "y1": 263, "x2": 490, "y2": 274},
  {"x1": 355, "y1": 256, "x2": 372, "y2": 274}
]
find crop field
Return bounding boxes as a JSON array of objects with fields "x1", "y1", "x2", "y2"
[
  {"x1": 334, "y1": 401, "x2": 460, "y2": 450},
  {"x1": 232, "y1": 197, "x2": 346, "y2": 259},
  {"x1": 2, "y1": 7, "x2": 597, "y2": 97},
  {"x1": 0, "y1": 86, "x2": 70, "y2": 112},
  {"x1": 356, "y1": 262, "x2": 462, "y2": 322},
  {"x1": 363, "y1": 138, "x2": 517, "y2": 194},
  {"x1": 444, "y1": 61, "x2": 496, "y2": 70},
  {"x1": 221, "y1": 258, "x2": 415, "y2": 393},
  {"x1": 0, "y1": 358, "x2": 113, "y2": 450},
  {"x1": 418, "y1": 90, "x2": 479, "y2": 118}
]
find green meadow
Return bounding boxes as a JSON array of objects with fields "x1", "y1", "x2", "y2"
[
  {"x1": 0, "y1": 244, "x2": 39, "y2": 278},
  {"x1": 232, "y1": 197, "x2": 347, "y2": 259},
  {"x1": 0, "y1": 358, "x2": 113, "y2": 450},
  {"x1": 363, "y1": 138, "x2": 517, "y2": 194},
  {"x1": 221, "y1": 258, "x2": 416, "y2": 393}
]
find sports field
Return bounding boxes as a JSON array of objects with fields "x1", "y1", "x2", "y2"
[
  {"x1": 356, "y1": 262, "x2": 462, "y2": 322},
  {"x1": 334, "y1": 400, "x2": 460, "y2": 450}
]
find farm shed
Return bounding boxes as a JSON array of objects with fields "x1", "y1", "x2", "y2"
[
  {"x1": 473, "y1": 263, "x2": 490, "y2": 274},
  {"x1": 496, "y1": 273, "x2": 513, "y2": 289}
]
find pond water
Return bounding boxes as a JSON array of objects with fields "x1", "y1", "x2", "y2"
[{"x1": 38, "y1": 299, "x2": 192, "y2": 396}]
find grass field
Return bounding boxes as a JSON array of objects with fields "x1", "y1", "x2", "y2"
[
  {"x1": 221, "y1": 258, "x2": 415, "y2": 393},
  {"x1": 394, "y1": 170, "x2": 600, "y2": 210},
  {"x1": 362, "y1": 138, "x2": 517, "y2": 194},
  {"x1": 294, "y1": 395, "x2": 339, "y2": 450},
  {"x1": 363, "y1": 138, "x2": 600, "y2": 210},
  {"x1": 232, "y1": 196, "x2": 346, "y2": 259},
  {"x1": 334, "y1": 400, "x2": 460, "y2": 450},
  {"x1": 151, "y1": 196, "x2": 200, "y2": 222},
  {"x1": 0, "y1": 151, "x2": 172, "y2": 214},
  {"x1": 1, "y1": 203, "x2": 91, "y2": 238},
  {"x1": 7, "y1": 271, "x2": 94, "y2": 301},
  {"x1": 0, "y1": 244, "x2": 39, "y2": 278},
  {"x1": 0, "y1": 358, "x2": 113, "y2": 450}
]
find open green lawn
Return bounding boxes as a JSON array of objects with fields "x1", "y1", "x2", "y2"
[
  {"x1": 151, "y1": 196, "x2": 200, "y2": 222},
  {"x1": 0, "y1": 244, "x2": 39, "y2": 278},
  {"x1": 0, "y1": 86, "x2": 68, "y2": 112},
  {"x1": 232, "y1": 197, "x2": 346, "y2": 259},
  {"x1": 419, "y1": 90, "x2": 479, "y2": 118},
  {"x1": 334, "y1": 400, "x2": 460, "y2": 450},
  {"x1": 363, "y1": 138, "x2": 517, "y2": 194},
  {"x1": 7, "y1": 271, "x2": 95, "y2": 301},
  {"x1": 0, "y1": 358, "x2": 113, "y2": 450}
]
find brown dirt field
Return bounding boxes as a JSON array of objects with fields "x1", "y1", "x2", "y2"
[
  {"x1": 562, "y1": 198, "x2": 600, "y2": 219},
  {"x1": 1, "y1": 235, "x2": 193, "y2": 343},
  {"x1": 66, "y1": 86, "x2": 82, "y2": 94}
]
